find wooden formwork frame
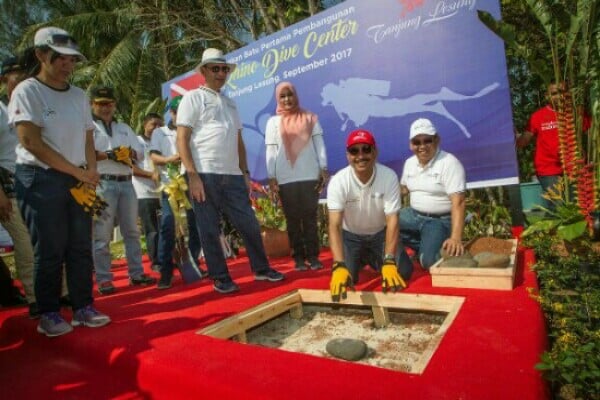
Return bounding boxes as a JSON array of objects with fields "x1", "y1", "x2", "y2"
[
  {"x1": 430, "y1": 239, "x2": 518, "y2": 290},
  {"x1": 197, "y1": 289, "x2": 465, "y2": 374}
]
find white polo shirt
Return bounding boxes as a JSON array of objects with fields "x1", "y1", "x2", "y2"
[
  {"x1": 93, "y1": 119, "x2": 143, "y2": 176},
  {"x1": 149, "y1": 125, "x2": 178, "y2": 184},
  {"x1": 9, "y1": 78, "x2": 94, "y2": 169},
  {"x1": 327, "y1": 163, "x2": 400, "y2": 235},
  {"x1": 176, "y1": 86, "x2": 242, "y2": 175},
  {"x1": 0, "y1": 102, "x2": 17, "y2": 173},
  {"x1": 132, "y1": 135, "x2": 159, "y2": 199},
  {"x1": 400, "y1": 149, "x2": 466, "y2": 215}
]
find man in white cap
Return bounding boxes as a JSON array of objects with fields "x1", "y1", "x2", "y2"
[
  {"x1": 398, "y1": 118, "x2": 466, "y2": 273},
  {"x1": 176, "y1": 48, "x2": 285, "y2": 294}
]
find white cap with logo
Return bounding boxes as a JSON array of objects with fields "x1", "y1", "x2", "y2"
[{"x1": 409, "y1": 118, "x2": 437, "y2": 140}]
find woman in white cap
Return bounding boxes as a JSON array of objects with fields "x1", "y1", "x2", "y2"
[{"x1": 8, "y1": 26, "x2": 110, "y2": 337}]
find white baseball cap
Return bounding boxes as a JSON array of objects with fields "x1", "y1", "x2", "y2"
[
  {"x1": 34, "y1": 27, "x2": 86, "y2": 61},
  {"x1": 409, "y1": 118, "x2": 437, "y2": 139},
  {"x1": 195, "y1": 48, "x2": 236, "y2": 73}
]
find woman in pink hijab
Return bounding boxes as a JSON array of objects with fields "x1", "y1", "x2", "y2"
[{"x1": 265, "y1": 81, "x2": 329, "y2": 271}]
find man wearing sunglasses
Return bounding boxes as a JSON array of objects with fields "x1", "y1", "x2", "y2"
[
  {"x1": 177, "y1": 48, "x2": 285, "y2": 294},
  {"x1": 327, "y1": 129, "x2": 413, "y2": 302},
  {"x1": 398, "y1": 118, "x2": 466, "y2": 274}
]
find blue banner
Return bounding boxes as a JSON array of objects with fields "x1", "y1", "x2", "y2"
[{"x1": 163, "y1": 0, "x2": 518, "y2": 188}]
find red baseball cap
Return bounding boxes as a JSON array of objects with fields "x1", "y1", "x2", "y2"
[{"x1": 346, "y1": 129, "x2": 376, "y2": 148}]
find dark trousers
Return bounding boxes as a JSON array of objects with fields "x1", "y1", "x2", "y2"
[
  {"x1": 138, "y1": 198, "x2": 160, "y2": 265},
  {"x1": 278, "y1": 180, "x2": 320, "y2": 261},
  {"x1": 15, "y1": 165, "x2": 94, "y2": 314}
]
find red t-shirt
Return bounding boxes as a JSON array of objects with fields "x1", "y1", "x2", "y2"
[{"x1": 526, "y1": 106, "x2": 561, "y2": 176}]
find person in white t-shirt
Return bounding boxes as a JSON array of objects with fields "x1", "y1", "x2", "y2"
[
  {"x1": 150, "y1": 96, "x2": 206, "y2": 289},
  {"x1": 177, "y1": 48, "x2": 285, "y2": 294},
  {"x1": 265, "y1": 81, "x2": 328, "y2": 271},
  {"x1": 91, "y1": 86, "x2": 156, "y2": 295},
  {"x1": 9, "y1": 27, "x2": 110, "y2": 336},
  {"x1": 132, "y1": 112, "x2": 163, "y2": 271},
  {"x1": 399, "y1": 118, "x2": 466, "y2": 271},
  {"x1": 327, "y1": 129, "x2": 411, "y2": 302}
]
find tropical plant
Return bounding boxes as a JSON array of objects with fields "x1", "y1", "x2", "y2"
[
  {"x1": 250, "y1": 181, "x2": 287, "y2": 231},
  {"x1": 479, "y1": 0, "x2": 600, "y2": 232},
  {"x1": 521, "y1": 178, "x2": 589, "y2": 242}
]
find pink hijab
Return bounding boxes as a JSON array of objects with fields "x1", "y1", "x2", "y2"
[{"x1": 275, "y1": 82, "x2": 317, "y2": 167}]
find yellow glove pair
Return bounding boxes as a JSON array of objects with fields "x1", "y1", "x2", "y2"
[
  {"x1": 381, "y1": 257, "x2": 407, "y2": 293},
  {"x1": 106, "y1": 146, "x2": 133, "y2": 167},
  {"x1": 70, "y1": 182, "x2": 108, "y2": 216}
]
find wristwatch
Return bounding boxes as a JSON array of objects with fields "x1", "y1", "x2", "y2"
[{"x1": 384, "y1": 253, "x2": 395, "y2": 261}]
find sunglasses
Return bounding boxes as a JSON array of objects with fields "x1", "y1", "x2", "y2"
[
  {"x1": 46, "y1": 34, "x2": 80, "y2": 50},
  {"x1": 347, "y1": 145, "x2": 373, "y2": 155},
  {"x1": 207, "y1": 65, "x2": 231, "y2": 74},
  {"x1": 411, "y1": 137, "x2": 435, "y2": 146}
]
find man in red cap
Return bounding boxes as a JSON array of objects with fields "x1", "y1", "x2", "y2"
[{"x1": 326, "y1": 129, "x2": 412, "y2": 302}]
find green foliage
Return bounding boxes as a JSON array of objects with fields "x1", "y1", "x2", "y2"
[
  {"x1": 463, "y1": 188, "x2": 513, "y2": 240},
  {"x1": 522, "y1": 179, "x2": 590, "y2": 243},
  {"x1": 531, "y1": 251, "x2": 600, "y2": 399}
]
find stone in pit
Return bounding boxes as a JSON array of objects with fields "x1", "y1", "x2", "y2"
[{"x1": 326, "y1": 338, "x2": 368, "y2": 361}]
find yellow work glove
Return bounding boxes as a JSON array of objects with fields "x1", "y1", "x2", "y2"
[
  {"x1": 106, "y1": 146, "x2": 133, "y2": 167},
  {"x1": 330, "y1": 261, "x2": 353, "y2": 302},
  {"x1": 69, "y1": 182, "x2": 108, "y2": 216},
  {"x1": 381, "y1": 257, "x2": 407, "y2": 293}
]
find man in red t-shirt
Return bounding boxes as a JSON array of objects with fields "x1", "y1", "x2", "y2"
[{"x1": 517, "y1": 83, "x2": 589, "y2": 208}]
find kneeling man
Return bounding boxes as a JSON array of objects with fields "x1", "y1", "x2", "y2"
[
  {"x1": 399, "y1": 118, "x2": 466, "y2": 273},
  {"x1": 327, "y1": 129, "x2": 412, "y2": 302}
]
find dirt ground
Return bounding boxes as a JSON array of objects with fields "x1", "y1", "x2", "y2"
[
  {"x1": 245, "y1": 305, "x2": 446, "y2": 373},
  {"x1": 467, "y1": 237, "x2": 514, "y2": 255}
]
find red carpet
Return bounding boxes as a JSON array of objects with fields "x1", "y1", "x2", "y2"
[{"x1": 0, "y1": 247, "x2": 549, "y2": 400}]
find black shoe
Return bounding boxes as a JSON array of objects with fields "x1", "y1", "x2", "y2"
[
  {"x1": 157, "y1": 274, "x2": 172, "y2": 290},
  {"x1": 28, "y1": 302, "x2": 40, "y2": 319},
  {"x1": 294, "y1": 258, "x2": 308, "y2": 271},
  {"x1": 309, "y1": 258, "x2": 323, "y2": 270},
  {"x1": 213, "y1": 279, "x2": 240, "y2": 294},
  {"x1": 130, "y1": 273, "x2": 157, "y2": 286},
  {"x1": 254, "y1": 268, "x2": 285, "y2": 282},
  {"x1": 98, "y1": 281, "x2": 116, "y2": 295}
]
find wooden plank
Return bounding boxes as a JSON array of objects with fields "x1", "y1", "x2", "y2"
[
  {"x1": 372, "y1": 306, "x2": 390, "y2": 328},
  {"x1": 412, "y1": 296, "x2": 465, "y2": 374},
  {"x1": 234, "y1": 331, "x2": 247, "y2": 343},
  {"x1": 289, "y1": 304, "x2": 303, "y2": 319},
  {"x1": 298, "y1": 289, "x2": 464, "y2": 313},
  {"x1": 197, "y1": 290, "x2": 302, "y2": 338}
]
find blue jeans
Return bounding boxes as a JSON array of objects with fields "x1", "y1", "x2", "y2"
[
  {"x1": 192, "y1": 174, "x2": 269, "y2": 281},
  {"x1": 93, "y1": 180, "x2": 144, "y2": 283},
  {"x1": 399, "y1": 207, "x2": 451, "y2": 269},
  {"x1": 15, "y1": 165, "x2": 94, "y2": 313},
  {"x1": 342, "y1": 229, "x2": 413, "y2": 283},
  {"x1": 157, "y1": 191, "x2": 202, "y2": 276}
]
